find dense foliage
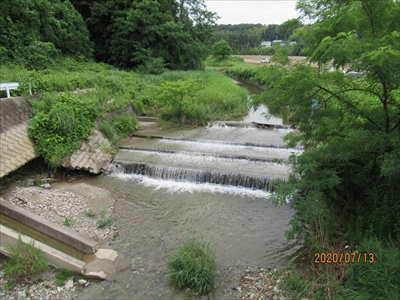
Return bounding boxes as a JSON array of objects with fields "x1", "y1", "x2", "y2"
[
  {"x1": 258, "y1": 0, "x2": 400, "y2": 246},
  {"x1": 136, "y1": 71, "x2": 249, "y2": 126},
  {"x1": 28, "y1": 92, "x2": 98, "y2": 167},
  {"x1": 0, "y1": 0, "x2": 93, "y2": 69},
  {"x1": 218, "y1": 1, "x2": 400, "y2": 298},
  {"x1": 70, "y1": 0, "x2": 218, "y2": 70},
  {"x1": 166, "y1": 238, "x2": 217, "y2": 295}
]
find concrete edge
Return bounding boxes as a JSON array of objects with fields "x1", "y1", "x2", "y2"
[
  {"x1": 0, "y1": 224, "x2": 85, "y2": 274},
  {"x1": 0, "y1": 199, "x2": 99, "y2": 254}
]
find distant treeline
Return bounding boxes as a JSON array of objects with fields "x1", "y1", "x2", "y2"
[
  {"x1": 0, "y1": 0, "x2": 218, "y2": 71},
  {"x1": 210, "y1": 20, "x2": 306, "y2": 55}
]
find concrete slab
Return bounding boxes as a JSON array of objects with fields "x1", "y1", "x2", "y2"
[
  {"x1": 0, "y1": 224, "x2": 85, "y2": 274},
  {"x1": 61, "y1": 129, "x2": 113, "y2": 174},
  {"x1": 0, "y1": 198, "x2": 99, "y2": 253},
  {"x1": 82, "y1": 249, "x2": 119, "y2": 280}
]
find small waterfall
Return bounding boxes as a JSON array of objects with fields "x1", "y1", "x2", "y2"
[
  {"x1": 119, "y1": 147, "x2": 277, "y2": 163},
  {"x1": 113, "y1": 161, "x2": 282, "y2": 190},
  {"x1": 130, "y1": 134, "x2": 303, "y2": 150}
]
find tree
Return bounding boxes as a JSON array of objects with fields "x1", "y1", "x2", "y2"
[
  {"x1": 0, "y1": 0, "x2": 93, "y2": 67},
  {"x1": 255, "y1": 0, "x2": 400, "y2": 245},
  {"x1": 71, "y1": 0, "x2": 218, "y2": 70},
  {"x1": 211, "y1": 39, "x2": 232, "y2": 60}
]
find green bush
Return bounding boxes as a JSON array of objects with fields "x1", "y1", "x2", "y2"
[
  {"x1": 4, "y1": 236, "x2": 49, "y2": 281},
  {"x1": 166, "y1": 238, "x2": 218, "y2": 295},
  {"x1": 28, "y1": 92, "x2": 98, "y2": 167},
  {"x1": 113, "y1": 112, "x2": 138, "y2": 136},
  {"x1": 139, "y1": 70, "x2": 248, "y2": 126}
]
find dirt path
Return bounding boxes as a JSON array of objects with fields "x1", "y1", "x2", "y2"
[{"x1": 235, "y1": 55, "x2": 308, "y2": 65}]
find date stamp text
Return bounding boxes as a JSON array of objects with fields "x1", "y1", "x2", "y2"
[{"x1": 314, "y1": 252, "x2": 375, "y2": 264}]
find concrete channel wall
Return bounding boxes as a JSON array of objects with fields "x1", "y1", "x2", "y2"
[
  {"x1": 0, "y1": 198, "x2": 98, "y2": 253},
  {"x1": 0, "y1": 97, "x2": 39, "y2": 177},
  {"x1": 0, "y1": 224, "x2": 86, "y2": 274}
]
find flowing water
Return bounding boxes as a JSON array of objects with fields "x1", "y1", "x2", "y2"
[{"x1": 77, "y1": 82, "x2": 302, "y2": 299}]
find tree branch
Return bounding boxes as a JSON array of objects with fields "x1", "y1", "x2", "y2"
[{"x1": 317, "y1": 85, "x2": 380, "y2": 128}]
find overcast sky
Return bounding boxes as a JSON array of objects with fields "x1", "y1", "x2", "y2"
[{"x1": 204, "y1": 0, "x2": 301, "y2": 25}]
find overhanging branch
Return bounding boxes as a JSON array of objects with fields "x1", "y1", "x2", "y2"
[{"x1": 317, "y1": 85, "x2": 380, "y2": 128}]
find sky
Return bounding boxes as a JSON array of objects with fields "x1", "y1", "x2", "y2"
[{"x1": 204, "y1": 0, "x2": 301, "y2": 25}]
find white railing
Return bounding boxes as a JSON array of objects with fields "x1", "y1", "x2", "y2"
[{"x1": 0, "y1": 82, "x2": 19, "y2": 98}]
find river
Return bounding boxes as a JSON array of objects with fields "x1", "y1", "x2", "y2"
[{"x1": 76, "y1": 80, "x2": 302, "y2": 299}]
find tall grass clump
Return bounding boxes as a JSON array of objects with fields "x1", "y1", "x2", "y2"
[
  {"x1": 4, "y1": 236, "x2": 49, "y2": 282},
  {"x1": 338, "y1": 237, "x2": 400, "y2": 299},
  {"x1": 113, "y1": 112, "x2": 138, "y2": 136},
  {"x1": 166, "y1": 238, "x2": 218, "y2": 295}
]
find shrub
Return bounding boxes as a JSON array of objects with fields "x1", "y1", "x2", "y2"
[
  {"x1": 113, "y1": 112, "x2": 138, "y2": 136},
  {"x1": 166, "y1": 238, "x2": 218, "y2": 295},
  {"x1": 28, "y1": 92, "x2": 98, "y2": 167},
  {"x1": 4, "y1": 236, "x2": 49, "y2": 281}
]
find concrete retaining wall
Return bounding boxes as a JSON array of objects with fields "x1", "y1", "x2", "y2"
[
  {"x1": 0, "y1": 97, "x2": 39, "y2": 177},
  {"x1": 0, "y1": 198, "x2": 98, "y2": 253}
]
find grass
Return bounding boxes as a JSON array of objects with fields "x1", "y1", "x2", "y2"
[
  {"x1": 96, "y1": 209, "x2": 113, "y2": 228},
  {"x1": 55, "y1": 269, "x2": 74, "y2": 287},
  {"x1": 166, "y1": 237, "x2": 218, "y2": 295},
  {"x1": 282, "y1": 237, "x2": 400, "y2": 300},
  {"x1": 63, "y1": 217, "x2": 73, "y2": 226},
  {"x1": 2, "y1": 59, "x2": 141, "y2": 166},
  {"x1": 137, "y1": 70, "x2": 249, "y2": 127},
  {"x1": 4, "y1": 236, "x2": 49, "y2": 282},
  {"x1": 338, "y1": 237, "x2": 400, "y2": 299}
]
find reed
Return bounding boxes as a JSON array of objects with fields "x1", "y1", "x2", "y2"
[{"x1": 166, "y1": 237, "x2": 218, "y2": 295}]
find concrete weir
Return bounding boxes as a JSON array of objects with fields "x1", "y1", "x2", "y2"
[
  {"x1": 0, "y1": 199, "x2": 98, "y2": 253},
  {"x1": 0, "y1": 199, "x2": 118, "y2": 279}
]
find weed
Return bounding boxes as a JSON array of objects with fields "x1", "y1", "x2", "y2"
[
  {"x1": 97, "y1": 209, "x2": 113, "y2": 228},
  {"x1": 4, "y1": 236, "x2": 49, "y2": 281},
  {"x1": 339, "y1": 237, "x2": 400, "y2": 299},
  {"x1": 56, "y1": 269, "x2": 74, "y2": 287},
  {"x1": 84, "y1": 209, "x2": 96, "y2": 218},
  {"x1": 99, "y1": 121, "x2": 116, "y2": 141},
  {"x1": 113, "y1": 112, "x2": 138, "y2": 136},
  {"x1": 97, "y1": 217, "x2": 113, "y2": 228},
  {"x1": 166, "y1": 237, "x2": 218, "y2": 295},
  {"x1": 63, "y1": 217, "x2": 73, "y2": 226}
]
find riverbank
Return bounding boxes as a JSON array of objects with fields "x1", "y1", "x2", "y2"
[
  {"x1": 0, "y1": 180, "x2": 294, "y2": 300},
  {"x1": 0, "y1": 182, "x2": 116, "y2": 299}
]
